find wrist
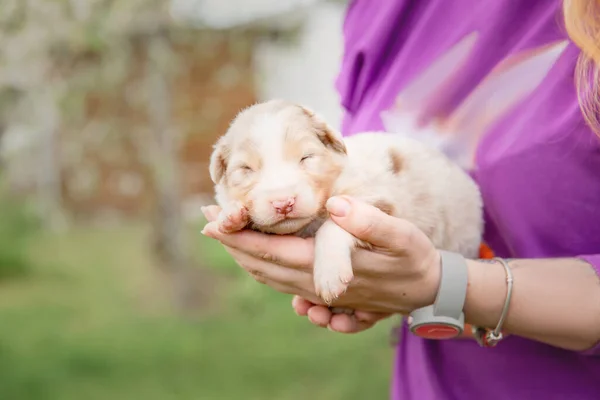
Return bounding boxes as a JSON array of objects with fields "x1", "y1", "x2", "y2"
[
  {"x1": 417, "y1": 249, "x2": 443, "y2": 310},
  {"x1": 463, "y1": 258, "x2": 509, "y2": 329},
  {"x1": 409, "y1": 254, "x2": 515, "y2": 342}
]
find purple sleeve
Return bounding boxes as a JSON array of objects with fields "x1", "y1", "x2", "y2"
[{"x1": 576, "y1": 254, "x2": 600, "y2": 356}]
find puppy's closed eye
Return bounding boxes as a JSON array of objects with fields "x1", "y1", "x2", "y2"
[
  {"x1": 228, "y1": 163, "x2": 256, "y2": 185},
  {"x1": 229, "y1": 164, "x2": 254, "y2": 177},
  {"x1": 300, "y1": 154, "x2": 315, "y2": 163}
]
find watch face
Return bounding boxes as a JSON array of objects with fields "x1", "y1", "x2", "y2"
[{"x1": 412, "y1": 323, "x2": 461, "y2": 339}]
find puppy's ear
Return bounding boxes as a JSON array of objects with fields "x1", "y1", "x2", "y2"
[
  {"x1": 209, "y1": 137, "x2": 230, "y2": 184},
  {"x1": 300, "y1": 106, "x2": 347, "y2": 155}
]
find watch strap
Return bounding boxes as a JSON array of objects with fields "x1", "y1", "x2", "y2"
[{"x1": 408, "y1": 250, "x2": 469, "y2": 339}]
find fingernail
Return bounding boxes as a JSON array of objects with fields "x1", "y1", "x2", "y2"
[
  {"x1": 326, "y1": 196, "x2": 350, "y2": 217},
  {"x1": 201, "y1": 224, "x2": 217, "y2": 238},
  {"x1": 201, "y1": 206, "x2": 208, "y2": 218}
]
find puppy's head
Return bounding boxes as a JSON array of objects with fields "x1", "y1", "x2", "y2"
[{"x1": 209, "y1": 100, "x2": 347, "y2": 234}]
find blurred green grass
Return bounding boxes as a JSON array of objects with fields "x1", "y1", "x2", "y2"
[{"x1": 0, "y1": 219, "x2": 397, "y2": 400}]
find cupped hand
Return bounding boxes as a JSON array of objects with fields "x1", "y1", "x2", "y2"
[
  {"x1": 201, "y1": 196, "x2": 442, "y2": 333},
  {"x1": 291, "y1": 295, "x2": 393, "y2": 333}
]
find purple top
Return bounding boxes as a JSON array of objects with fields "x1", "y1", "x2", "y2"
[{"x1": 335, "y1": 1, "x2": 600, "y2": 399}]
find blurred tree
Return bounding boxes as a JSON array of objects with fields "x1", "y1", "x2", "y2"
[
  {"x1": 0, "y1": 0, "x2": 211, "y2": 310},
  {"x1": 144, "y1": 29, "x2": 200, "y2": 310}
]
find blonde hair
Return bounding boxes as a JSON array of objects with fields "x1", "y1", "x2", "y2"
[{"x1": 563, "y1": 0, "x2": 600, "y2": 134}]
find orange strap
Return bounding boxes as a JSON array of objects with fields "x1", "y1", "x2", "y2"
[{"x1": 479, "y1": 242, "x2": 495, "y2": 260}]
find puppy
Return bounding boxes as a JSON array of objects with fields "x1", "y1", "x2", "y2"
[{"x1": 208, "y1": 99, "x2": 483, "y2": 305}]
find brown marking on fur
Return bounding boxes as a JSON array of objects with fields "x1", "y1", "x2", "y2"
[
  {"x1": 309, "y1": 162, "x2": 345, "y2": 218},
  {"x1": 282, "y1": 122, "x2": 346, "y2": 220},
  {"x1": 209, "y1": 139, "x2": 230, "y2": 183},
  {"x1": 373, "y1": 199, "x2": 395, "y2": 216},
  {"x1": 220, "y1": 140, "x2": 264, "y2": 212},
  {"x1": 283, "y1": 132, "x2": 313, "y2": 162},
  {"x1": 299, "y1": 106, "x2": 347, "y2": 154},
  {"x1": 388, "y1": 148, "x2": 404, "y2": 174},
  {"x1": 299, "y1": 106, "x2": 315, "y2": 118},
  {"x1": 234, "y1": 138, "x2": 263, "y2": 171},
  {"x1": 214, "y1": 100, "x2": 350, "y2": 235},
  {"x1": 317, "y1": 125, "x2": 347, "y2": 154},
  {"x1": 226, "y1": 175, "x2": 256, "y2": 210}
]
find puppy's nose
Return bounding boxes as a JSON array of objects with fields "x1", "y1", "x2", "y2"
[{"x1": 271, "y1": 197, "x2": 296, "y2": 215}]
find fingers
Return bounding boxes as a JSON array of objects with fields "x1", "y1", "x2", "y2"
[
  {"x1": 293, "y1": 297, "x2": 389, "y2": 334},
  {"x1": 328, "y1": 314, "x2": 363, "y2": 333},
  {"x1": 325, "y1": 196, "x2": 425, "y2": 252},
  {"x1": 202, "y1": 221, "x2": 314, "y2": 270},
  {"x1": 328, "y1": 313, "x2": 380, "y2": 333},
  {"x1": 225, "y1": 246, "x2": 314, "y2": 290},
  {"x1": 307, "y1": 305, "x2": 332, "y2": 327},
  {"x1": 292, "y1": 295, "x2": 314, "y2": 316},
  {"x1": 205, "y1": 205, "x2": 388, "y2": 335},
  {"x1": 328, "y1": 310, "x2": 391, "y2": 333},
  {"x1": 354, "y1": 310, "x2": 392, "y2": 324}
]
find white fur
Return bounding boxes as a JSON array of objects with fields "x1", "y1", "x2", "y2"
[
  {"x1": 336, "y1": 132, "x2": 483, "y2": 257},
  {"x1": 209, "y1": 100, "x2": 483, "y2": 305}
]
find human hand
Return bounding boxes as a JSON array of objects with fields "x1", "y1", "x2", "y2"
[
  {"x1": 291, "y1": 295, "x2": 393, "y2": 333},
  {"x1": 201, "y1": 196, "x2": 442, "y2": 316},
  {"x1": 201, "y1": 203, "x2": 395, "y2": 333}
]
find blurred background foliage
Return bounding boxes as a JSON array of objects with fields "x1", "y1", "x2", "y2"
[{"x1": 0, "y1": 0, "x2": 397, "y2": 399}]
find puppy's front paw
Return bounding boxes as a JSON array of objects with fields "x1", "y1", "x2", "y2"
[
  {"x1": 313, "y1": 261, "x2": 354, "y2": 305},
  {"x1": 217, "y1": 201, "x2": 249, "y2": 233}
]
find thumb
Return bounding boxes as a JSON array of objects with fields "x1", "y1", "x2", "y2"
[{"x1": 325, "y1": 196, "x2": 420, "y2": 251}]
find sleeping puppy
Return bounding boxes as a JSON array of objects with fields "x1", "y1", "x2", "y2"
[{"x1": 208, "y1": 99, "x2": 483, "y2": 305}]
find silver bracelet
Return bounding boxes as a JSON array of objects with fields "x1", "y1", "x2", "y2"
[{"x1": 472, "y1": 257, "x2": 514, "y2": 347}]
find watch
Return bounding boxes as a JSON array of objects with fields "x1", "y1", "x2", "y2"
[{"x1": 408, "y1": 250, "x2": 468, "y2": 339}]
